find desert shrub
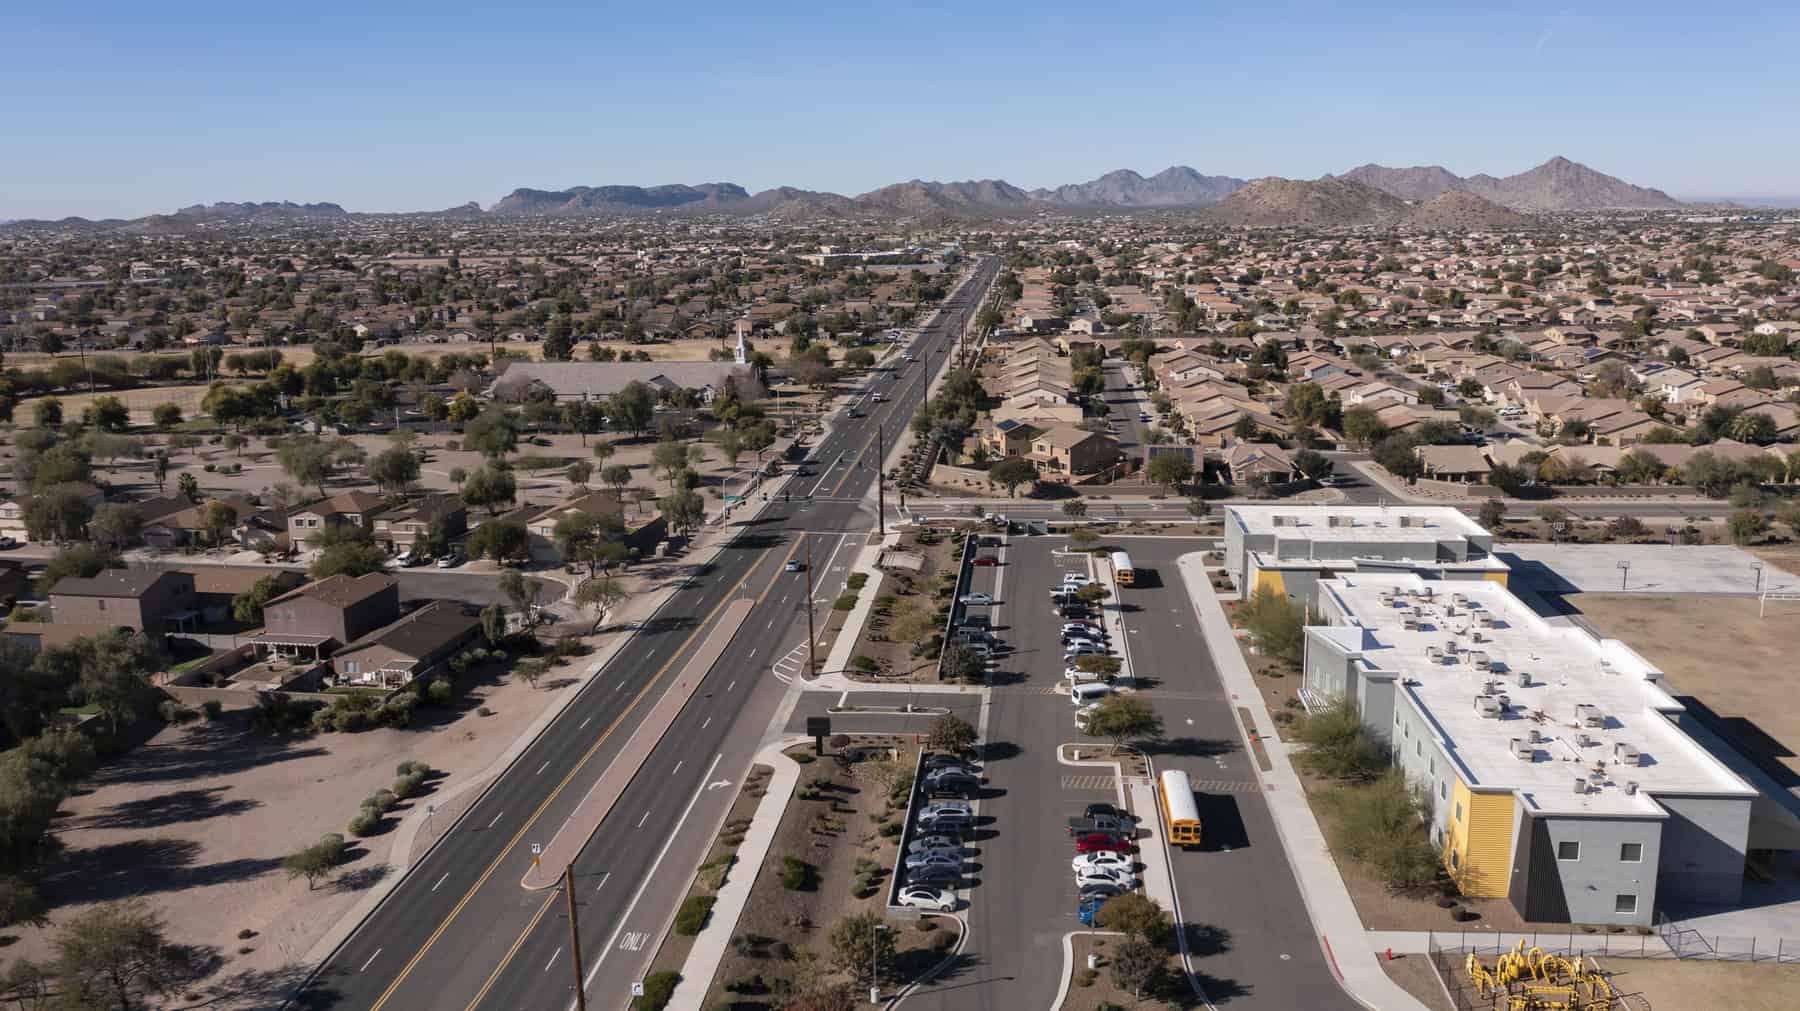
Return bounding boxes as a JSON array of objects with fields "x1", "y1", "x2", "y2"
[
  {"x1": 1321, "y1": 768, "x2": 1440, "y2": 890},
  {"x1": 347, "y1": 810, "x2": 381, "y2": 837},
  {"x1": 846, "y1": 572, "x2": 868, "y2": 590},
  {"x1": 833, "y1": 592, "x2": 858, "y2": 611},
  {"x1": 201, "y1": 699, "x2": 223, "y2": 720},
  {"x1": 673, "y1": 895, "x2": 716, "y2": 936},
  {"x1": 392, "y1": 771, "x2": 427, "y2": 799},
  {"x1": 158, "y1": 700, "x2": 198, "y2": 724},
  {"x1": 363, "y1": 789, "x2": 397, "y2": 814},
  {"x1": 425, "y1": 679, "x2": 454, "y2": 705},
  {"x1": 632, "y1": 971, "x2": 680, "y2": 1010},
  {"x1": 850, "y1": 655, "x2": 879, "y2": 673},
  {"x1": 396, "y1": 760, "x2": 431, "y2": 777},
  {"x1": 780, "y1": 856, "x2": 815, "y2": 891},
  {"x1": 1292, "y1": 701, "x2": 1389, "y2": 782}
]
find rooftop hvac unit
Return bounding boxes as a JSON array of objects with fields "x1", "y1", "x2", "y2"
[
  {"x1": 1625, "y1": 781, "x2": 1640, "y2": 796},
  {"x1": 1614, "y1": 742, "x2": 1642, "y2": 766},
  {"x1": 1328, "y1": 515, "x2": 1349, "y2": 528},
  {"x1": 1475, "y1": 696, "x2": 1503, "y2": 718},
  {"x1": 1452, "y1": 593, "x2": 1469, "y2": 606},
  {"x1": 1496, "y1": 693, "x2": 1512, "y2": 710},
  {"x1": 1510, "y1": 738, "x2": 1534, "y2": 761},
  {"x1": 1399, "y1": 515, "x2": 1416, "y2": 528},
  {"x1": 1527, "y1": 728, "x2": 1542, "y2": 744},
  {"x1": 1272, "y1": 514, "x2": 1293, "y2": 527},
  {"x1": 1574, "y1": 777, "x2": 1587, "y2": 795},
  {"x1": 1481, "y1": 678, "x2": 1498, "y2": 695},
  {"x1": 1575, "y1": 703, "x2": 1604, "y2": 727},
  {"x1": 1403, "y1": 617, "x2": 1419, "y2": 631},
  {"x1": 1476, "y1": 613, "x2": 1496, "y2": 628},
  {"x1": 1577, "y1": 732, "x2": 1593, "y2": 748},
  {"x1": 1517, "y1": 670, "x2": 1531, "y2": 688},
  {"x1": 1471, "y1": 651, "x2": 1492, "y2": 670},
  {"x1": 1425, "y1": 645, "x2": 1443, "y2": 661}
]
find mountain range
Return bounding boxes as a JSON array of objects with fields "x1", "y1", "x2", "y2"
[{"x1": 4, "y1": 158, "x2": 1692, "y2": 231}]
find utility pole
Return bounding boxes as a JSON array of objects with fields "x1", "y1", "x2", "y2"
[
  {"x1": 802, "y1": 537, "x2": 818, "y2": 679},
  {"x1": 564, "y1": 863, "x2": 587, "y2": 1011},
  {"x1": 876, "y1": 426, "x2": 886, "y2": 537}
]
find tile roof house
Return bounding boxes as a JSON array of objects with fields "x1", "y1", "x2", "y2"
[
  {"x1": 1415, "y1": 443, "x2": 1493, "y2": 482},
  {"x1": 288, "y1": 491, "x2": 389, "y2": 547},
  {"x1": 1223, "y1": 442, "x2": 1297, "y2": 485},
  {"x1": 371, "y1": 494, "x2": 467, "y2": 553},
  {"x1": 488, "y1": 362, "x2": 766, "y2": 404},
  {"x1": 258, "y1": 572, "x2": 401, "y2": 660},
  {"x1": 1027, "y1": 425, "x2": 1120, "y2": 477}
]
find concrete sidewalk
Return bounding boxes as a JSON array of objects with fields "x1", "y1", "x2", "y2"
[
  {"x1": 1176, "y1": 553, "x2": 1429, "y2": 1011},
  {"x1": 668, "y1": 741, "x2": 804, "y2": 1011}
]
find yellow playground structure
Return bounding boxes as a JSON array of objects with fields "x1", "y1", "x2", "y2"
[{"x1": 1462, "y1": 940, "x2": 1628, "y2": 1010}]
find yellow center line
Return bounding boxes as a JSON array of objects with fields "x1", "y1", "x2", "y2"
[{"x1": 367, "y1": 533, "x2": 806, "y2": 1011}]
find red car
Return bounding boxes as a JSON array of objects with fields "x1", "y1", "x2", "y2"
[
  {"x1": 1074, "y1": 833, "x2": 1134, "y2": 854},
  {"x1": 972, "y1": 556, "x2": 1000, "y2": 566}
]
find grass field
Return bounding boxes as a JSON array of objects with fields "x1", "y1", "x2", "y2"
[{"x1": 1598, "y1": 956, "x2": 1800, "y2": 1011}]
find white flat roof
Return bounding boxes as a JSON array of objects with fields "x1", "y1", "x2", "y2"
[
  {"x1": 1227, "y1": 504, "x2": 1490, "y2": 545},
  {"x1": 1317, "y1": 572, "x2": 1754, "y2": 817}
]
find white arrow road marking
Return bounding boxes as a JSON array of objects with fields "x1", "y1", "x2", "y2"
[{"x1": 707, "y1": 779, "x2": 733, "y2": 791}]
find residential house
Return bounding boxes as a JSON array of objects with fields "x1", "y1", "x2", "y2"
[
  {"x1": 1415, "y1": 444, "x2": 1492, "y2": 483},
  {"x1": 288, "y1": 491, "x2": 389, "y2": 546},
  {"x1": 1222, "y1": 442, "x2": 1297, "y2": 485},
  {"x1": 330, "y1": 600, "x2": 480, "y2": 688},
  {"x1": 1027, "y1": 426, "x2": 1120, "y2": 477},
  {"x1": 140, "y1": 495, "x2": 258, "y2": 549},
  {"x1": 184, "y1": 566, "x2": 304, "y2": 625},
  {"x1": 372, "y1": 494, "x2": 467, "y2": 555},
  {"x1": 49, "y1": 569, "x2": 198, "y2": 637},
  {"x1": 980, "y1": 417, "x2": 1042, "y2": 461},
  {"x1": 257, "y1": 572, "x2": 401, "y2": 661}
]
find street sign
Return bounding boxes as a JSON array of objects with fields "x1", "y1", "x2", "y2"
[
  {"x1": 631, "y1": 982, "x2": 645, "y2": 997},
  {"x1": 807, "y1": 716, "x2": 831, "y2": 755}
]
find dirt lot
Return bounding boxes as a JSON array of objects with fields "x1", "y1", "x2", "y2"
[
  {"x1": 1597, "y1": 956, "x2": 1800, "y2": 1011},
  {"x1": 1380, "y1": 953, "x2": 1454, "y2": 1011},
  {"x1": 845, "y1": 526, "x2": 967, "y2": 684},
  {"x1": 1569, "y1": 593, "x2": 1800, "y2": 779},
  {"x1": 695, "y1": 740, "x2": 952, "y2": 1008},
  {"x1": 0, "y1": 655, "x2": 584, "y2": 1009}
]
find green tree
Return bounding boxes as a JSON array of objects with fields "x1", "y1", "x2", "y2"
[
  {"x1": 566, "y1": 460, "x2": 593, "y2": 489},
  {"x1": 278, "y1": 436, "x2": 336, "y2": 499},
  {"x1": 827, "y1": 911, "x2": 895, "y2": 988},
  {"x1": 1341, "y1": 406, "x2": 1388, "y2": 449},
  {"x1": 659, "y1": 488, "x2": 706, "y2": 537},
  {"x1": 609, "y1": 381, "x2": 657, "y2": 436},
  {"x1": 23, "y1": 484, "x2": 94, "y2": 543},
  {"x1": 1477, "y1": 498, "x2": 1507, "y2": 531},
  {"x1": 468, "y1": 520, "x2": 530, "y2": 564},
  {"x1": 1282, "y1": 382, "x2": 1337, "y2": 428},
  {"x1": 53, "y1": 898, "x2": 183, "y2": 1011},
  {"x1": 464, "y1": 407, "x2": 520, "y2": 460},
  {"x1": 575, "y1": 575, "x2": 627, "y2": 634},
  {"x1": 1293, "y1": 701, "x2": 1389, "y2": 781},
  {"x1": 282, "y1": 833, "x2": 347, "y2": 890},
  {"x1": 367, "y1": 446, "x2": 422, "y2": 497},
  {"x1": 32, "y1": 399, "x2": 62, "y2": 429},
  {"x1": 987, "y1": 457, "x2": 1039, "y2": 497},
  {"x1": 1292, "y1": 448, "x2": 1333, "y2": 480},
  {"x1": 1096, "y1": 893, "x2": 1171, "y2": 945},
  {"x1": 309, "y1": 525, "x2": 388, "y2": 579},
  {"x1": 1240, "y1": 585, "x2": 1305, "y2": 664},
  {"x1": 1109, "y1": 937, "x2": 1163, "y2": 1000},
  {"x1": 1144, "y1": 452, "x2": 1193, "y2": 493},
  {"x1": 461, "y1": 463, "x2": 518, "y2": 516},
  {"x1": 926, "y1": 714, "x2": 977, "y2": 754},
  {"x1": 1080, "y1": 694, "x2": 1163, "y2": 754},
  {"x1": 77, "y1": 630, "x2": 162, "y2": 735},
  {"x1": 231, "y1": 575, "x2": 286, "y2": 624},
  {"x1": 203, "y1": 500, "x2": 239, "y2": 547},
  {"x1": 1729, "y1": 509, "x2": 1769, "y2": 544},
  {"x1": 177, "y1": 471, "x2": 200, "y2": 503},
  {"x1": 447, "y1": 392, "x2": 480, "y2": 424},
  {"x1": 34, "y1": 543, "x2": 122, "y2": 597},
  {"x1": 84, "y1": 396, "x2": 130, "y2": 432}
]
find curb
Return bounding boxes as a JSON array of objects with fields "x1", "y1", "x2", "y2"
[
  {"x1": 885, "y1": 912, "x2": 969, "y2": 1008},
  {"x1": 1050, "y1": 930, "x2": 1127, "y2": 1010}
]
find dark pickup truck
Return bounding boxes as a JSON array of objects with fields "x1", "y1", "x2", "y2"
[{"x1": 1068, "y1": 813, "x2": 1139, "y2": 836}]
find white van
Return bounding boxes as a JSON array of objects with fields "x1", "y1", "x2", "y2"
[{"x1": 1070, "y1": 683, "x2": 1114, "y2": 706}]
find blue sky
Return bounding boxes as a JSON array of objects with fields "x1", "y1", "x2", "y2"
[{"x1": 5, "y1": 1, "x2": 1797, "y2": 219}]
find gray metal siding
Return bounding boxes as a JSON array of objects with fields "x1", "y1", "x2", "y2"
[
  {"x1": 1656, "y1": 794, "x2": 1750, "y2": 906},
  {"x1": 1535, "y1": 815, "x2": 1663, "y2": 926}
]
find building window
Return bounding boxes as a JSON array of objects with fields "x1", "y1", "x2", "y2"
[
  {"x1": 96, "y1": 599, "x2": 106, "y2": 611},
  {"x1": 1614, "y1": 894, "x2": 1637, "y2": 914},
  {"x1": 1450, "y1": 850, "x2": 1460, "y2": 869},
  {"x1": 344, "y1": 661, "x2": 360, "y2": 674},
  {"x1": 1454, "y1": 802, "x2": 1463, "y2": 822},
  {"x1": 1440, "y1": 782, "x2": 1448, "y2": 800},
  {"x1": 1620, "y1": 843, "x2": 1643, "y2": 863},
  {"x1": 1558, "y1": 841, "x2": 1580, "y2": 861}
]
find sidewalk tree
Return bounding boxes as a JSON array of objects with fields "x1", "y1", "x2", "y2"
[
  {"x1": 499, "y1": 569, "x2": 536, "y2": 624},
  {"x1": 282, "y1": 833, "x2": 346, "y2": 890},
  {"x1": 1145, "y1": 453, "x2": 1192, "y2": 494},
  {"x1": 1477, "y1": 499, "x2": 1507, "y2": 530},
  {"x1": 926, "y1": 714, "x2": 977, "y2": 754},
  {"x1": 827, "y1": 911, "x2": 894, "y2": 987},
  {"x1": 941, "y1": 644, "x2": 985, "y2": 682},
  {"x1": 988, "y1": 457, "x2": 1038, "y2": 498},
  {"x1": 575, "y1": 576, "x2": 627, "y2": 634},
  {"x1": 1240, "y1": 585, "x2": 1305, "y2": 665},
  {"x1": 1061, "y1": 499, "x2": 1088, "y2": 518},
  {"x1": 1080, "y1": 694, "x2": 1162, "y2": 754},
  {"x1": 1292, "y1": 449, "x2": 1333, "y2": 480}
]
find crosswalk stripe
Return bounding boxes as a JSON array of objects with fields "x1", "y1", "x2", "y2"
[{"x1": 1059, "y1": 775, "x2": 1117, "y2": 791}]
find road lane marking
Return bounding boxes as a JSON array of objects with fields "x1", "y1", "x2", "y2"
[
  {"x1": 727, "y1": 680, "x2": 737, "y2": 692},
  {"x1": 672, "y1": 760, "x2": 683, "y2": 776},
  {"x1": 360, "y1": 948, "x2": 383, "y2": 972},
  {"x1": 615, "y1": 680, "x2": 626, "y2": 692},
  {"x1": 637, "y1": 810, "x2": 650, "y2": 828},
  {"x1": 488, "y1": 810, "x2": 505, "y2": 829},
  {"x1": 701, "y1": 716, "x2": 711, "y2": 729},
  {"x1": 544, "y1": 946, "x2": 562, "y2": 973},
  {"x1": 371, "y1": 540, "x2": 797, "y2": 1011},
  {"x1": 536, "y1": 761, "x2": 551, "y2": 776},
  {"x1": 578, "y1": 717, "x2": 591, "y2": 730},
  {"x1": 581, "y1": 754, "x2": 724, "y2": 1001},
  {"x1": 432, "y1": 873, "x2": 449, "y2": 892},
  {"x1": 595, "y1": 871, "x2": 610, "y2": 892}
]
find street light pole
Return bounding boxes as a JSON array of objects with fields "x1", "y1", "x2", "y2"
[
  {"x1": 877, "y1": 426, "x2": 886, "y2": 537},
  {"x1": 564, "y1": 863, "x2": 588, "y2": 1011},
  {"x1": 870, "y1": 921, "x2": 889, "y2": 1004}
]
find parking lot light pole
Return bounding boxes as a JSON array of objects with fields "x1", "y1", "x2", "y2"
[{"x1": 870, "y1": 922, "x2": 890, "y2": 1004}]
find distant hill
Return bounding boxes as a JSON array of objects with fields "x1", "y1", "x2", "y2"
[
  {"x1": 1400, "y1": 191, "x2": 1536, "y2": 230},
  {"x1": 488, "y1": 183, "x2": 751, "y2": 215},
  {"x1": 1031, "y1": 167, "x2": 1246, "y2": 208},
  {"x1": 850, "y1": 179, "x2": 1035, "y2": 217},
  {"x1": 1203, "y1": 177, "x2": 1410, "y2": 227},
  {"x1": 1330, "y1": 157, "x2": 1680, "y2": 212}
]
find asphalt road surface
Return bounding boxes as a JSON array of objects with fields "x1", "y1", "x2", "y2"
[{"x1": 292, "y1": 257, "x2": 1001, "y2": 1010}]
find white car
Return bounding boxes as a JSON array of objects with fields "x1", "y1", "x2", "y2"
[
  {"x1": 958, "y1": 592, "x2": 993, "y2": 606},
  {"x1": 1075, "y1": 866, "x2": 1136, "y2": 889},
  {"x1": 896, "y1": 885, "x2": 956, "y2": 912},
  {"x1": 908, "y1": 834, "x2": 963, "y2": 854},
  {"x1": 1073, "y1": 851, "x2": 1135, "y2": 874},
  {"x1": 1074, "y1": 704, "x2": 1100, "y2": 729},
  {"x1": 1062, "y1": 574, "x2": 1092, "y2": 588},
  {"x1": 871, "y1": 393, "x2": 886, "y2": 402}
]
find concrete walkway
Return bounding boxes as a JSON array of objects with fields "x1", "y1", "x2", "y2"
[
  {"x1": 668, "y1": 740, "x2": 804, "y2": 1011},
  {"x1": 1176, "y1": 553, "x2": 1429, "y2": 1011}
]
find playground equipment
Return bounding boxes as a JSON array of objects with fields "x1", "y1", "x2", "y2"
[{"x1": 1463, "y1": 940, "x2": 1624, "y2": 1010}]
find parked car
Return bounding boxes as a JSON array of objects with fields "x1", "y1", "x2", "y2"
[
  {"x1": 904, "y1": 850, "x2": 963, "y2": 872},
  {"x1": 908, "y1": 864, "x2": 962, "y2": 886},
  {"x1": 785, "y1": 559, "x2": 804, "y2": 572},
  {"x1": 435, "y1": 554, "x2": 463, "y2": 569},
  {"x1": 958, "y1": 592, "x2": 993, "y2": 606},
  {"x1": 1084, "y1": 803, "x2": 1131, "y2": 821},
  {"x1": 1062, "y1": 574, "x2": 1092, "y2": 588},
  {"x1": 1061, "y1": 621, "x2": 1103, "y2": 634},
  {"x1": 922, "y1": 754, "x2": 978, "y2": 773},
  {"x1": 908, "y1": 833, "x2": 965, "y2": 854},
  {"x1": 924, "y1": 771, "x2": 981, "y2": 797},
  {"x1": 972, "y1": 555, "x2": 1000, "y2": 567},
  {"x1": 1074, "y1": 833, "x2": 1133, "y2": 854},
  {"x1": 1079, "y1": 881, "x2": 1128, "y2": 900},
  {"x1": 1072, "y1": 851, "x2": 1135, "y2": 874},
  {"x1": 1075, "y1": 866, "x2": 1135, "y2": 889},
  {"x1": 896, "y1": 885, "x2": 956, "y2": 912},
  {"x1": 1064, "y1": 645, "x2": 1109, "y2": 660}
]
